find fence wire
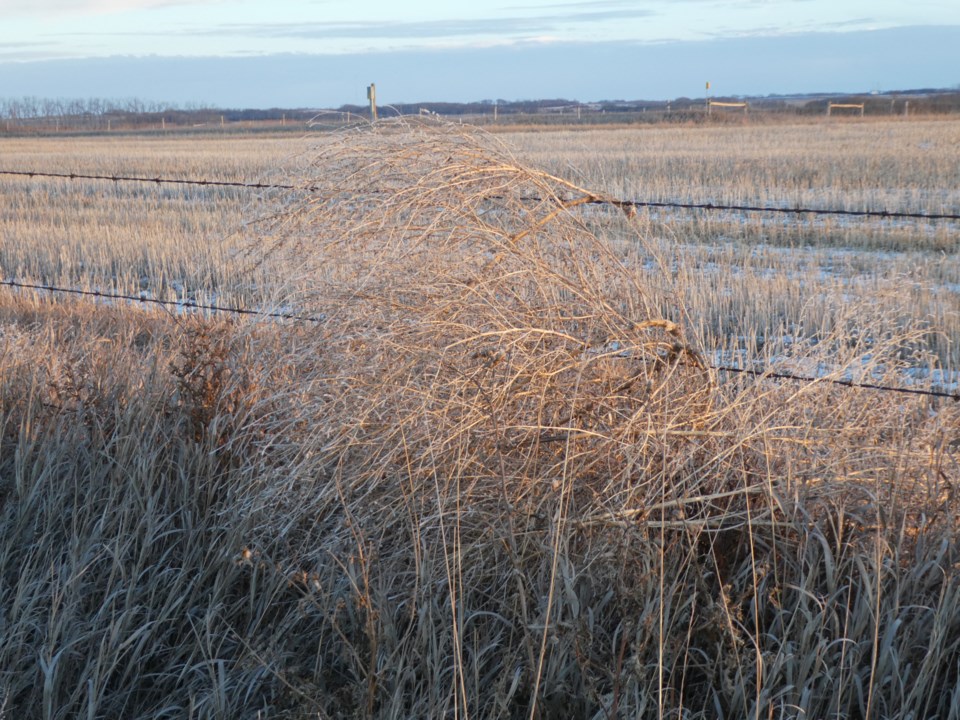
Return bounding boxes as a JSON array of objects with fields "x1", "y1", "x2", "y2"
[
  {"x1": 0, "y1": 279, "x2": 325, "y2": 323},
  {"x1": 0, "y1": 169, "x2": 301, "y2": 191},
  {"x1": 2, "y1": 168, "x2": 959, "y2": 222},
  {"x1": 2, "y1": 159, "x2": 957, "y2": 401},
  {"x1": 2, "y1": 278, "x2": 956, "y2": 401}
]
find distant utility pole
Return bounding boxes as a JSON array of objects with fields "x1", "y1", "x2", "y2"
[
  {"x1": 367, "y1": 83, "x2": 378, "y2": 121},
  {"x1": 706, "y1": 81, "x2": 711, "y2": 113}
]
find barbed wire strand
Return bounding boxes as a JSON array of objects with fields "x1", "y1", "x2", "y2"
[
  {"x1": 0, "y1": 169, "x2": 302, "y2": 191},
  {"x1": 711, "y1": 363, "x2": 957, "y2": 400},
  {"x1": 1, "y1": 278, "x2": 956, "y2": 401},
  {"x1": 601, "y1": 197, "x2": 960, "y2": 222},
  {"x1": 0, "y1": 279, "x2": 325, "y2": 323},
  {"x1": 2, "y1": 169, "x2": 959, "y2": 222}
]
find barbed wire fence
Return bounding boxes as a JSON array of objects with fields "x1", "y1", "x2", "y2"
[
  {"x1": 3, "y1": 278, "x2": 956, "y2": 402},
  {"x1": 2, "y1": 168, "x2": 960, "y2": 222},
  {"x1": 1, "y1": 166, "x2": 958, "y2": 402},
  {"x1": 0, "y1": 169, "x2": 302, "y2": 192}
]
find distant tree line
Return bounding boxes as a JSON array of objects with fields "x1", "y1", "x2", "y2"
[
  {"x1": 1, "y1": 89, "x2": 959, "y2": 133},
  {"x1": 0, "y1": 97, "x2": 321, "y2": 131},
  {"x1": 0, "y1": 96, "x2": 188, "y2": 120},
  {"x1": 344, "y1": 90, "x2": 960, "y2": 119}
]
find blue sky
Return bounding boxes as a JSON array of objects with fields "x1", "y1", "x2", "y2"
[{"x1": 1, "y1": 1, "x2": 958, "y2": 107}]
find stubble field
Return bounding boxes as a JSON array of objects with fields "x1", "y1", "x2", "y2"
[{"x1": 0, "y1": 117, "x2": 958, "y2": 719}]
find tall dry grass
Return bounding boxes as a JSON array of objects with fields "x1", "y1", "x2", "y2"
[{"x1": 1, "y1": 119, "x2": 959, "y2": 718}]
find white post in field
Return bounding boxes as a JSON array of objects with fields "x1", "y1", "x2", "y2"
[{"x1": 367, "y1": 83, "x2": 378, "y2": 121}]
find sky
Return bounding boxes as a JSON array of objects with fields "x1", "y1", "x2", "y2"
[{"x1": 0, "y1": 0, "x2": 958, "y2": 108}]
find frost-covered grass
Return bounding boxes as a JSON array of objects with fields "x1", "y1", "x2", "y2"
[
  {"x1": 1, "y1": 120, "x2": 957, "y2": 369},
  {"x1": 0, "y1": 119, "x2": 959, "y2": 718},
  {"x1": 0, "y1": 133, "x2": 307, "y2": 307},
  {"x1": 504, "y1": 119, "x2": 960, "y2": 371}
]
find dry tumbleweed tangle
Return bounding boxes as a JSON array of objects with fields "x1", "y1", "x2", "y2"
[{"x1": 248, "y1": 118, "x2": 738, "y2": 524}]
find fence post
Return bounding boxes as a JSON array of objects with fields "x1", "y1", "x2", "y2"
[{"x1": 367, "y1": 83, "x2": 378, "y2": 121}]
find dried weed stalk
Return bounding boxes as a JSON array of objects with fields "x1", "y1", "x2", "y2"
[{"x1": 250, "y1": 118, "x2": 732, "y2": 522}]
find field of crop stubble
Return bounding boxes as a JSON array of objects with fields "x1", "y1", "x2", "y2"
[{"x1": 0, "y1": 117, "x2": 958, "y2": 718}]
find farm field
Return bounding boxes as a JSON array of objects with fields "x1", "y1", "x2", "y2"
[
  {"x1": 1, "y1": 117, "x2": 959, "y2": 718},
  {"x1": 502, "y1": 121, "x2": 960, "y2": 374}
]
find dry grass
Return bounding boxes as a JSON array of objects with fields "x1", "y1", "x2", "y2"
[
  {"x1": 503, "y1": 119, "x2": 960, "y2": 222},
  {"x1": 246, "y1": 119, "x2": 719, "y2": 516},
  {"x1": 502, "y1": 121, "x2": 960, "y2": 371},
  {"x1": 2, "y1": 119, "x2": 956, "y2": 371},
  {"x1": 0, "y1": 118, "x2": 959, "y2": 718},
  {"x1": 0, "y1": 133, "x2": 306, "y2": 305}
]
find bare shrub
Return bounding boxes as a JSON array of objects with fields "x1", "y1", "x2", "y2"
[
  {"x1": 248, "y1": 118, "x2": 734, "y2": 522},
  {"x1": 232, "y1": 119, "x2": 799, "y2": 716}
]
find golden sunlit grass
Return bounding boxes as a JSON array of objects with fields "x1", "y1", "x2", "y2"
[{"x1": 0, "y1": 118, "x2": 958, "y2": 718}]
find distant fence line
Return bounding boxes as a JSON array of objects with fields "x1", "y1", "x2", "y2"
[
  {"x1": 2, "y1": 169, "x2": 959, "y2": 223},
  {"x1": 0, "y1": 98, "x2": 955, "y2": 132},
  {"x1": 707, "y1": 100, "x2": 748, "y2": 115},
  {"x1": 827, "y1": 102, "x2": 865, "y2": 117}
]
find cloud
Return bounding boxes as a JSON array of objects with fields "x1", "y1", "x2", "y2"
[
  {"x1": 167, "y1": 7, "x2": 656, "y2": 42},
  {"x1": 0, "y1": 50, "x2": 64, "y2": 62},
  {"x1": 0, "y1": 40, "x2": 60, "y2": 61},
  {"x1": 504, "y1": 0, "x2": 763, "y2": 8},
  {"x1": 506, "y1": 0, "x2": 649, "y2": 8},
  {"x1": 0, "y1": 41, "x2": 53, "y2": 48},
  {"x1": 1, "y1": 26, "x2": 957, "y2": 108},
  {"x1": 5, "y1": 0, "x2": 224, "y2": 18},
  {"x1": 702, "y1": 16, "x2": 879, "y2": 39}
]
